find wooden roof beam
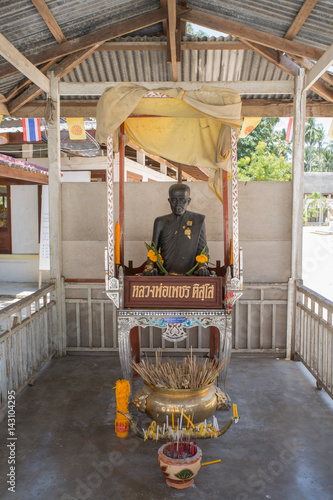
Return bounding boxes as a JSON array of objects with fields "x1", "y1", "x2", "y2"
[
  {"x1": 30, "y1": 0, "x2": 67, "y2": 43},
  {"x1": 0, "y1": 32, "x2": 49, "y2": 93},
  {"x1": 240, "y1": 39, "x2": 333, "y2": 102},
  {"x1": 0, "y1": 8, "x2": 169, "y2": 79},
  {"x1": 284, "y1": 0, "x2": 320, "y2": 40},
  {"x1": 180, "y1": 9, "x2": 324, "y2": 61},
  {"x1": 10, "y1": 99, "x2": 333, "y2": 118},
  {"x1": 8, "y1": 44, "x2": 103, "y2": 114},
  {"x1": 167, "y1": 0, "x2": 178, "y2": 81},
  {"x1": 97, "y1": 40, "x2": 247, "y2": 51},
  {"x1": 304, "y1": 42, "x2": 333, "y2": 92}
]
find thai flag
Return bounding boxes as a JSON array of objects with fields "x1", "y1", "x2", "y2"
[{"x1": 22, "y1": 118, "x2": 42, "y2": 142}]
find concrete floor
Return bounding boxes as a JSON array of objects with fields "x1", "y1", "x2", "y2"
[
  {"x1": 0, "y1": 356, "x2": 333, "y2": 500},
  {"x1": 0, "y1": 282, "x2": 38, "y2": 310}
]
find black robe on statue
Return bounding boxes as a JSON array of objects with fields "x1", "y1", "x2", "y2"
[{"x1": 152, "y1": 210, "x2": 208, "y2": 275}]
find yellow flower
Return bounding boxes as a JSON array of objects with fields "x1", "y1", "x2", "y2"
[
  {"x1": 147, "y1": 249, "x2": 158, "y2": 262},
  {"x1": 196, "y1": 254, "x2": 208, "y2": 264},
  {"x1": 158, "y1": 254, "x2": 164, "y2": 264}
]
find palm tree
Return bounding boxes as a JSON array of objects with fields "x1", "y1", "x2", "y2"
[
  {"x1": 305, "y1": 118, "x2": 325, "y2": 171},
  {"x1": 321, "y1": 144, "x2": 333, "y2": 172}
]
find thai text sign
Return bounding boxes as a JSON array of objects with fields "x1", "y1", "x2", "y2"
[{"x1": 124, "y1": 276, "x2": 223, "y2": 309}]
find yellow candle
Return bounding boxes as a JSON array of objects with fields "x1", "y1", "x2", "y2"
[
  {"x1": 172, "y1": 413, "x2": 174, "y2": 429},
  {"x1": 115, "y1": 222, "x2": 120, "y2": 265},
  {"x1": 233, "y1": 403, "x2": 239, "y2": 419},
  {"x1": 201, "y1": 459, "x2": 221, "y2": 466}
]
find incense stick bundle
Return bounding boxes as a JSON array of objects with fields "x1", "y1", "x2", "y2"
[{"x1": 131, "y1": 354, "x2": 226, "y2": 389}]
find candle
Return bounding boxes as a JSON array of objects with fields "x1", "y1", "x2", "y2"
[
  {"x1": 179, "y1": 408, "x2": 183, "y2": 430},
  {"x1": 201, "y1": 459, "x2": 221, "y2": 466},
  {"x1": 156, "y1": 426, "x2": 159, "y2": 441},
  {"x1": 172, "y1": 413, "x2": 174, "y2": 429},
  {"x1": 104, "y1": 247, "x2": 108, "y2": 289},
  {"x1": 233, "y1": 403, "x2": 239, "y2": 419},
  {"x1": 166, "y1": 415, "x2": 169, "y2": 429},
  {"x1": 162, "y1": 423, "x2": 165, "y2": 435},
  {"x1": 115, "y1": 221, "x2": 120, "y2": 265}
]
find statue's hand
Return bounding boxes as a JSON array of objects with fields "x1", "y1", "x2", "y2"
[
  {"x1": 196, "y1": 265, "x2": 210, "y2": 277},
  {"x1": 142, "y1": 263, "x2": 158, "y2": 276}
]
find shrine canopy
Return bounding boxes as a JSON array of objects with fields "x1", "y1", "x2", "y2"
[{"x1": 96, "y1": 83, "x2": 242, "y2": 200}]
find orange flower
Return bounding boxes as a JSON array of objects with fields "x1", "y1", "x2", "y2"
[
  {"x1": 147, "y1": 249, "x2": 158, "y2": 262},
  {"x1": 196, "y1": 254, "x2": 208, "y2": 264},
  {"x1": 158, "y1": 254, "x2": 164, "y2": 264}
]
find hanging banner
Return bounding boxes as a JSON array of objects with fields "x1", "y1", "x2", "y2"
[
  {"x1": 66, "y1": 117, "x2": 86, "y2": 140},
  {"x1": 39, "y1": 185, "x2": 50, "y2": 271},
  {"x1": 239, "y1": 117, "x2": 261, "y2": 138}
]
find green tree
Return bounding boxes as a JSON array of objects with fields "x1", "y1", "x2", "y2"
[
  {"x1": 238, "y1": 141, "x2": 292, "y2": 181},
  {"x1": 304, "y1": 118, "x2": 325, "y2": 171},
  {"x1": 320, "y1": 144, "x2": 333, "y2": 172},
  {"x1": 238, "y1": 118, "x2": 291, "y2": 162}
]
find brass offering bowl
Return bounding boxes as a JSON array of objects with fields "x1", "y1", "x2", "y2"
[{"x1": 132, "y1": 383, "x2": 227, "y2": 425}]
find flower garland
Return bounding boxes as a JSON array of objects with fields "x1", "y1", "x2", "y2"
[
  {"x1": 185, "y1": 245, "x2": 209, "y2": 275},
  {"x1": 144, "y1": 242, "x2": 168, "y2": 275}
]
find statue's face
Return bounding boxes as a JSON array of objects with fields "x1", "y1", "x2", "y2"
[{"x1": 168, "y1": 188, "x2": 191, "y2": 216}]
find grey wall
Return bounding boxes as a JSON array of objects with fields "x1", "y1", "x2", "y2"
[
  {"x1": 61, "y1": 181, "x2": 292, "y2": 283},
  {"x1": 304, "y1": 172, "x2": 333, "y2": 195}
]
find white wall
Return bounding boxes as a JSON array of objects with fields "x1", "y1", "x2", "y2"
[
  {"x1": 61, "y1": 181, "x2": 292, "y2": 282},
  {"x1": 11, "y1": 185, "x2": 39, "y2": 254}
]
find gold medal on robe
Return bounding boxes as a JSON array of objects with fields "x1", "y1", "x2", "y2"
[
  {"x1": 187, "y1": 221, "x2": 193, "y2": 226},
  {"x1": 184, "y1": 228, "x2": 191, "y2": 239}
]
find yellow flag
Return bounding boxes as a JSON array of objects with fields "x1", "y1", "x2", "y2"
[
  {"x1": 66, "y1": 117, "x2": 86, "y2": 140},
  {"x1": 328, "y1": 119, "x2": 333, "y2": 141},
  {"x1": 239, "y1": 117, "x2": 262, "y2": 138},
  {"x1": 0, "y1": 114, "x2": 3, "y2": 124}
]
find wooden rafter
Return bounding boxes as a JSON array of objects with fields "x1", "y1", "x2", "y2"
[
  {"x1": 240, "y1": 39, "x2": 333, "y2": 102},
  {"x1": 30, "y1": 0, "x2": 67, "y2": 43},
  {"x1": 96, "y1": 40, "x2": 247, "y2": 51},
  {"x1": 167, "y1": 0, "x2": 178, "y2": 81},
  {"x1": 10, "y1": 99, "x2": 333, "y2": 119},
  {"x1": 284, "y1": 0, "x2": 320, "y2": 40},
  {"x1": 180, "y1": 10, "x2": 324, "y2": 61},
  {"x1": 0, "y1": 33, "x2": 49, "y2": 93},
  {"x1": 0, "y1": 8, "x2": 169, "y2": 79},
  {"x1": 283, "y1": 0, "x2": 333, "y2": 98},
  {"x1": 8, "y1": 44, "x2": 103, "y2": 114},
  {"x1": 304, "y1": 43, "x2": 333, "y2": 91}
]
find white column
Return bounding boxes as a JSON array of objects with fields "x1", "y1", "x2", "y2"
[
  {"x1": 160, "y1": 163, "x2": 167, "y2": 175},
  {"x1": 136, "y1": 150, "x2": 145, "y2": 165},
  {"x1": 47, "y1": 72, "x2": 65, "y2": 356},
  {"x1": 286, "y1": 69, "x2": 306, "y2": 360}
]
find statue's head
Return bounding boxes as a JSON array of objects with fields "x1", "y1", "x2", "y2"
[{"x1": 168, "y1": 183, "x2": 191, "y2": 217}]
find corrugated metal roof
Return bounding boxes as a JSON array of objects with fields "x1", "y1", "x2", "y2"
[
  {"x1": 190, "y1": 0, "x2": 333, "y2": 49},
  {"x1": 58, "y1": 35, "x2": 293, "y2": 100},
  {"x1": 0, "y1": 0, "x2": 332, "y2": 107}
]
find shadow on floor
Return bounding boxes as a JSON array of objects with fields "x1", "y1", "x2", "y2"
[{"x1": 0, "y1": 355, "x2": 333, "y2": 500}]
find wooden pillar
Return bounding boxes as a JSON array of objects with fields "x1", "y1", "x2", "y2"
[
  {"x1": 287, "y1": 68, "x2": 306, "y2": 360},
  {"x1": 177, "y1": 163, "x2": 183, "y2": 182},
  {"x1": 119, "y1": 123, "x2": 125, "y2": 266},
  {"x1": 223, "y1": 170, "x2": 230, "y2": 268},
  {"x1": 48, "y1": 72, "x2": 65, "y2": 356}
]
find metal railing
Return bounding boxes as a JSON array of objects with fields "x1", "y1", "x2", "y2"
[
  {"x1": 66, "y1": 282, "x2": 289, "y2": 356},
  {"x1": 295, "y1": 284, "x2": 333, "y2": 398},
  {"x1": 233, "y1": 283, "x2": 288, "y2": 355},
  {"x1": 0, "y1": 284, "x2": 57, "y2": 411}
]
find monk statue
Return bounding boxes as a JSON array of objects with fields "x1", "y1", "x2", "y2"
[{"x1": 143, "y1": 183, "x2": 210, "y2": 276}]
